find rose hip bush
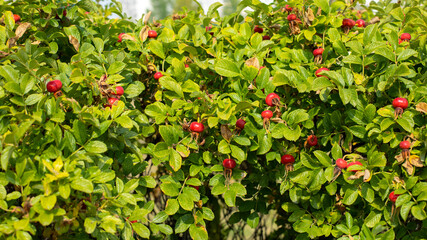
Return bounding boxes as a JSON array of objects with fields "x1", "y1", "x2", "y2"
[{"x1": 0, "y1": 0, "x2": 426, "y2": 239}]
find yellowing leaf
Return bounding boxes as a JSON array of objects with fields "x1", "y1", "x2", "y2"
[{"x1": 416, "y1": 102, "x2": 427, "y2": 114}]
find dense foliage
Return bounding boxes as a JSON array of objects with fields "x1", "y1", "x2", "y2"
[{"x1": 0, "y1": 0, "x2": 426, "y2": 239}]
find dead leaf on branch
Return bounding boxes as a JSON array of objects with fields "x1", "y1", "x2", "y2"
[
  {"x1": 409, "y1": 155, "x2": 423, "y2": 167},
  {"x1": 139, "y1": 26, "x2": 150, "y2": 42},
  {"x1": 347, "y1": 171, "x2": 364, "y2": 180},
  {"x1": 416, "y1": 102, "x2": 427, "y2": 114},
  {"x1": 15, "y1": 22, "x2": 31, "y2": 39},
  {"x1": 402, "y1": 160, "x2": 414, "y2": 175},
  {"x1": 144, "y1": 11, "x2": 152, "y2": 25},
  {"x1": 220, "y1": 124, "x2": 232, "y2": 141},
  {"x1": 68, "y1": 35, "x2": 80, "y2": 52},
  {"x1": 245, "y1": 57, "x2": 260, "y2": 69}
]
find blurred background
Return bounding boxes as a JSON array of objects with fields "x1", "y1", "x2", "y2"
[{"x1": 117, "y1": 0, "x2": 274, "y2": 20}]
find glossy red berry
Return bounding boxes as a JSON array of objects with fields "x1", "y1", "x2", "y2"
[
  {"x1": 392, "y1": 98, "x2": 408, "y2": 110},
  {"x1": 356, "y1": 19, "x2": 366, "y2": 27},
  {"x1": 190, "y1": 122, "x2": 204, "y2": 133},
  {"x1": 223, "y1": 158, "x2": 236, "y2": 169},
  {"x1": 307, "y1": 135, "x2": 318, "y2": 146},
  {"x1": 185, "y1": 64, "x2": 189, "y2": 68},
  {"x1": 118, "y1": 33, "x2": 125, "y2": 42},
  {"x1": 261, "y1": 110, "x2": 273, "y2": 119},
  {"x1": 106, "y1": 98, "x2": 119, "y2": 107},
  {"x1": 46, "y1": 80, "x2": 62, "y2": 93},
  {"x1": 347, "y1": 161, "x2": 363, "y2": 172},
  {"x1": 336, "y1": 158, "x2": 348, "y2": 169},
  {"x1": 190, "y1": 185, "x2": 200, "y2": 191},
  {"x1": 281, "y1": 155, "x2": 295, "y2": 164},
  {"x1": 265, "y1": 93, "x2": 280, "y2": 106},
  {"x1": 13, "y1": 14, "x2": 21, "y2": 22},
  {"x1": 115, "y1": 86, "x2": 124, "y2": 96},
  {"x1": 315, "y1": 68, "x2": 329, "y2": 78},
  {"x1": 400, "y1": 33, "x2": 411, "y2": 41},
  {"x1": 148, "y1": 30, "x2": 157, "y2": 38},
  {"x1": 399, "y1": 141, "x2": 411, "y2": 150},
  {"x1": 236, "y1": 119, "x2": 246, "y2": 129},
  {"x1": 254, "y1": 25, "x2": 264, "y2": 33},
  {"x1": 287, "y1": 14, "x2": 297, "y2": 21},
  {"x1": 262, "y1": 35, "x2": 271, "y2": 40},
  {"x1": 389, "y1": 191, "x2": 400, "y2": 203},
  {"x1": 284, "y1": 5, "x2": 293, "y2": 12},
  {"x1": 313, "y1": 48, "x2": 324, "y2": 56},
  {"x1": 342, "y1": 18, "x2": 355, "y2": 28},
  {"x1": 154, "y1": 72, "x2": 163, "y2": 80}
]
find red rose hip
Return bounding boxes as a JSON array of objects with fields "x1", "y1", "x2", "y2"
[
  {"x1": 236, "y1": 119, "x2": 246, "y2": 129},
  {"x1": 336, "y1": 158, "x2": 348, "y2": 169},
  {"x1": 13, "y1": 14, "x2": 21, "y2": 22},
  {"x1": 287, "y1": 14, "x2": 297, "y2": 21},
  {"x1": 46, "y1": 80, "x2": 62, "y2": 93},
  {"x1": 190, "y1": 122, "x2": 204, "y2": 133},
  {"x1": 254, "y1": 25, "x2": 264, "y2": 33},
  {"x1": 154, "y1": 72, "x2": 163, "y2": 80},
  {"x1": 281, "y1": 155, "x2": 295, "y2": 164},
  {"x1": 307, "y1": 135, "x2": 318, "y2": 146},
  {"x1": 115, "y1": 86, "x2": 124, "y2": 96},
  {"x1": 148, "y1": 30, "x2": 157, "y2": 38},
  {"x1": 106, "y1": 98, "x2": 119, "y2": 107},
  {"x1": 392, "y1": 98, "x2": 408, "y2": 109},
  {"x1": 223, "y1": 158, "x2": 236, "y2": 169},
  {"x1": 347, "y1": 161, "x2": 362, "y2": 172},
  {"x1": 261, "y1": 110, "x2": 273, "y2": 119},
  {"x1": 265, "y1": 93, "x2": 280, "y2": 106},
  {"x1": 400, "y1": 33, "x2": 411, "y2": 41},
  {"x1": 356, "y1": 19, "x2": 366, "y2": 27},
  {"x1": 399, "y1": 141, "x2": 411, "y2": 150},
  {"x1": 284, "y1": 5, "x2": 293, "y2": 12},
  {"x1": 313, "y1": 48, "x2": 324, "y2": 56},
  {"x1": 262, "y1": 35, "x2": 271, "y2": 40},
  {"x1": 389, "y1": 191, "x2": 400, "y2": 203},
  {"x1": 118, "y1": 33, "x2": 125, "y2": 42},
  {"x1": 315, "y1": 68, "x2": 329, "y2": 78}
]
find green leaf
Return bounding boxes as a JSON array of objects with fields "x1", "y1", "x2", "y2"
[
  {"x1": 178, "y1": 191, "x2": 194, "y2": 211},
  {"x1": 108, "y1": 62, "x2": 126, "y2": 75},
  {"x1": 148, "y1": 40, "x2": 165, "y2": 59},
  {"x1": 71, "y1": 178, "x2": 93, "y2": 194},
  {"x1": 159, "y1": 125, "x2": 180, "y2": 146},
  {"x1": 160, "y1": 182, "x2": 179, "y2": 197},
  {"x1": 342, "y1": 188, "x2": 358, "y2": 205},
  {"x1": 175, "y1": 214, "x2": 194, "y2": 233},
  {"x1": 189, "y1": 224, "x2": 208, "y2": 240},
  {"x1": 165, "y1": 199, "x2": 179, "y2": 215},
  {"x1": 169, "y1": 149, "x2": 182, "y2": 171},
  {"x1": 312, "y1": 77, "x2": 334, "y2": 91},
  {"x1": 314, "y1": 0, "x2": 329, "y2": 13},
  {"x1": 126, "y1": 81, "x2": 145, "y2": 98},
  {"x1": 397, "y1": 49, "x2": 418, "y2": 61},
  {"x1": 400, "y1": 201, "x2": 415, "y2": 221},
  {"x1": 214, "y1": 59, "x2": 241, "y2": 77},
  {"x1": 230, "y1": 144, "x2": 246, "y2": 162},
  {"x1": 224, "y1": 189, "x2": 237, "y2": 207},
  {"x1": 364, "y1": 211, "x2": 381, "y2": 228},
  {"x1": 85, "y1": 141, "x2": 108, "y2": 154},
  {"x1": 84, "y1": 218, "x2": 97, "y2": 234},
  {"x1": 115, "y1": 115, "x2": 133, "y2": 129},
  {"x1": 159, "y1": 76, "x2": 183, "y2": 97},
  {"x1": 247, "y1": 212, "x2": 260, "y2": 228},
  {"x1": 132, "y1": 223, "x2": 150, "y2": 238},
  {"x1": 313, "y1": 151, "x2": 332, "y2": 167},
  {"x1": 41, "y1": 195, "x2": 57, "y2": 210},
  {"x1": 363, "y1": 24, "x2": 378, "y2": 45},
  {"x1": 202, "y1": 207, "x2": 215, "y2": 221},
  {"x1": 411, "y1": 204, "x2": 427, "y2": 220},
  {"x1": 152, "y1": 211, "x2": 168, "y2": 223}
]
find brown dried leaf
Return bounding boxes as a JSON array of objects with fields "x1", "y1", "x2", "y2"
[
  {"x1": 403, "y1": 160, "x2": 414, "y2": 175},
  {"x1": 144, "y1": 11, "x2": 152, "y2": 24},
  {"x1": 245, "y1": 57, "x2": 260, "y2": 69},
  {"x1": 347, "y1": 171, "x2": 364, "y2": 180},
  {"x1": 304, "y1": 8, "x2": 314, "y2": 26},
  {"x1": 7, "y1": 38, "x2": 17, "y2": 48},
  {"x1": 0, "y1": 51, "x2": 9, "y2": 58},
  {"x1": 68, "y1": 35, "x2": 79, "y2": 52},
  {"x1": 369, "y1": 17, "x2": 380, "y2": 25},
  {"x1": 416, "y1": 102, "x2": 427, "y2": 114},
  {"x1": 363, "y1": 169, "x2": 371, "y2": 182},
  {"x1": 409, "y1": 155, "x2": 423, "y2": 167},
  {"x1": 121, "y1": 33, "x2": 136, "y2": 41},
  {"x1": 395, "y1": 153, "x2": 405, "y2": 163},
  {"x1": 15, "y1": 22, "x2": 31, "y2": 40},
  {"x1": 220, "y1": 125, "x2": 232, "y2": 141},
  {"x1": 139, "y1": 25, "x2": 150, "y2": 42}
]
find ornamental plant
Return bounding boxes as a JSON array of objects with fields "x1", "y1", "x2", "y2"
[{"x1": 0, "y1": 0, "x2": 426, "y2": 239}]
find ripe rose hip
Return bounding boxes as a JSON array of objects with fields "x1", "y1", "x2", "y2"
[
  {"x1": 342, "y1": 18, "x2": 356, "y2": 28},
  {"x1": 281, "y1": 154, "x2": 295, "y2": 164},
  {"x1": 190, "y1": 122, "x2": 204, "y2": 133},
  {"x1": 254, "y1": 25, "x2": 264, "y2": 33},
  {"x1": 223, "y1": 158, "x2": 236, "y2": 169},
  {"x1": 262, "y1": 35, "x2": 271, "y2": 40},
  {"x1": 399, "y1": 141, "x2": 411, "y2": 150},
  {"x1": 106, "y1": 98, "x2": 118, "y2": 107},
  {"x1": 347, "y1": 161, "x2": 362, "y2": 173},
  {"x1": 236, "y1": 119, "x2": 246, "y2": 129},
  {"x1": 261, "y1": 110, "x2": 273, "y2": 119},
  {"x1": 148, "y1": 30, "x2": 157, "y2": 38},
  {"x1": 336, "y1": 158, "x2": 348, "y2": 169},
  {"x1": 389, "y1": 191, "x2": 400, "y2": 203},
  {"x1": 356, "y1": 19, "x2": 366, "y2": 27},
  {"x1": 190, "y1": 185, "x2": 200, "y2": 191},
  {"x1": 115, "y1": 86, "x2": 124, "y2": 96},
  {"x1": 287, "y1": 14, "x2": 297, "y2": 21},
  {"x1": 13, "y1": 14, "x2": 21, "y2": 22},
  {"x1": 185, "y1": 64, "x2": 189, "y2": 68},
  {"x1": 392, "y1": 98, "x2": 408, "y2": 109},
  {"x1": 307, "y1": 135, "x2": 318, "y2": 146},
  {"x1": 265, "y1": 93, "x2": 280, "y2": 106},
  {"x1": 400, "y1": 33, "x2": 411, "y2": 41},
  {"x1": 315, "y1": 68, "x2": 329, "y2": 78},
  {"x1": 154, "y1": 72, "x2": 163, "y2": 80},
  {"x1": 118, "y1": 33, "x2": 125, "y2": 42},
  {"x1": 46, "y1": 80, "x2": 62, "y2": 93},
  {"x1": 284, "y1": 5, "x2": 293, "y2": 12},
  {"x1": 313, "y1": 48, "x2": 324, "y2": 56}
]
